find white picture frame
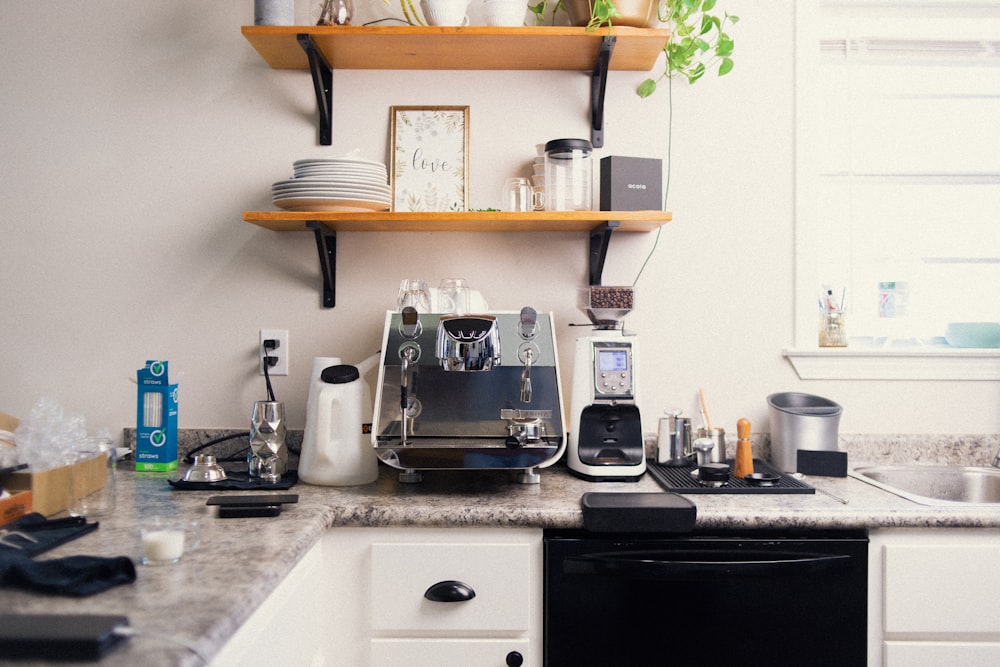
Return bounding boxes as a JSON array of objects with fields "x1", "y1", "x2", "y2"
[{"x1": 390, "y1": 106, "x2": 469, "y2": 212}]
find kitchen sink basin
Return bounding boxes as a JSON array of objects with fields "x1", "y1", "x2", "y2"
[{"x1": 851, "y1": 464, "x2": 1000, "y2": 505}]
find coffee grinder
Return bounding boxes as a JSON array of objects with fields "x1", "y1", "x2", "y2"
[{"x1": 567, "y1": 286, "x2": 645, "y2": 481}]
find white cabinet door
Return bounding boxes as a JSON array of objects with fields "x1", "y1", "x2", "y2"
[
  {"x1": 871, "y1": 528, "x2": 1000, "y2": 667},
  {"x1": 884, "y1": 542, "x2": 1000, "y2": 634},
  {"x1": 212, "y1": 540, "x2": 335, "y2": 666}
]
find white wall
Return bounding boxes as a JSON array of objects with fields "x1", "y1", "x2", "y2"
[{"x1": 1, "y1": 0, "x2": 996, "y2": 440}]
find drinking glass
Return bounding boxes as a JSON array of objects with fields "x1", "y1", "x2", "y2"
[
  {"x1": 68, "y1": 437, "x2": 116, "y2": 518},
  {"x1": 438, "y1": 278, "x2": 471, "y2": 314},
  {"x1": 397, "y1": 279, "x2": 431, "y2": 312},
  {"x1": 502, "y1": 177, "x2": 542, "y2": 212}
]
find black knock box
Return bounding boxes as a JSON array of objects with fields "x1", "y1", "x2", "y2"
[{"x1": 600, "y1": 156, "x2": 663, "y2": 211}]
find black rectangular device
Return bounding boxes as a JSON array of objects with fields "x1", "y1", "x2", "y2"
[
  {"x1": 0, "y1": 613, "x2": 130, "y2": 660},
  {"x1": 205, "y1": 493, "x2": 299, "y2": 507}
]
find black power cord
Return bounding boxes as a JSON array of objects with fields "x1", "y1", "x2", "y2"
[
  {"x1": 262, "y1": 338, "x2": 279, "y2": 403},
  {"x1": 183, "y1": 431, "x2": 252, "y2": 464}
]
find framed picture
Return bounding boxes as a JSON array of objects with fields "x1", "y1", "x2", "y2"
[{"x1": 391, "y1": 106, "x2": 469, "y2": 212}]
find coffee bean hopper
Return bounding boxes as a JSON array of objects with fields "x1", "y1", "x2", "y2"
[
  {"x1": 372, "y1": 307, "x2": 567, "y2": 483},
  {"x1": 567, "y1": 286, "x2": 646, "y2": 481}
]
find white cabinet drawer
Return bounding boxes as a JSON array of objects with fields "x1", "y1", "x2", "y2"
[
  {"x1": 885, "y1": 641, "x2": 1000, "y2": 666},
  {"x1": 371, "y1": 541, "x2": 532, "y2": 633},
  {"x1": 884, "y1": 543, "x2": 1000, "y2": 634},
  {"x1": 372, "y1": 638, "x2": 531, "y2": 666}
]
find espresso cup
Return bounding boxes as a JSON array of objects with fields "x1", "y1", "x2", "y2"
[{"x1": 502, "y1": 177, "x2": 543, "y2": 212}]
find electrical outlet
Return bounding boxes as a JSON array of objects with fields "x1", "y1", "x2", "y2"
[{"x1": 259, "y1": 329, "x2": 289, "y2": 376}]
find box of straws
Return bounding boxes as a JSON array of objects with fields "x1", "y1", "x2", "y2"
[{"x1": 135, "y1": 360, "x2": 178, "y2": 471}]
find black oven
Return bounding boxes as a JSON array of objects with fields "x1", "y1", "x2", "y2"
[{"x1": 544, "y1": 529, "x2": 868, "y2": 666}]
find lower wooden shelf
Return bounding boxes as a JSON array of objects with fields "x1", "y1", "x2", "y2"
[
  {"x1": 241, "y1": 210, "x2": 671, "y2": 308},
  {"x1": 242, "y1": 210, "x2": 671, "y2": 233}
]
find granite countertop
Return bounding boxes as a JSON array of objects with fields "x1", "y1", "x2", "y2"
[{"x1": 7, "y1": 436, "x2": 1000, "y2": 666}]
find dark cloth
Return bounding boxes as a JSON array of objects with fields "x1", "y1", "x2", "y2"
[
  {"x1": 0, "y1": 551, "x2": 136, "y2": 597},
  {"x1": 1, "y1": 513, "x2": 98, "y2": 557}
]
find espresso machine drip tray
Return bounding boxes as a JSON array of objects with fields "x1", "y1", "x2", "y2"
[{"x1": 647, "y1": 459, "x2": 815, "y2": 494}]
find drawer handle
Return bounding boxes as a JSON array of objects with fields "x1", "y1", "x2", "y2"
[{"x1": 423, "y1": 580, "x2": 476, "y2": 602}]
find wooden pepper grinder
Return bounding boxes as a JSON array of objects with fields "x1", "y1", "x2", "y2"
[{"x1": 734, "y1": 417, "x2": 754, "y2": 479}]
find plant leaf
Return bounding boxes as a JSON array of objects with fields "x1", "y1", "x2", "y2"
[
  {"x1": 718, "y1": 56, "x2": 734, "y2": 76},
  {"x1": 637, "y1": 78, "x2": 657, "y2": 98}
]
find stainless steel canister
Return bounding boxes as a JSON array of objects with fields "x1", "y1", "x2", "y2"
[
  {"x1": 696, "y1": 427, "x2": 726, "y2": 464},
  {"x1": 766, "y1": 392, "x2": 842, "y2": 472}
]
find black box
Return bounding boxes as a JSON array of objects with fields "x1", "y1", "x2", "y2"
[
  {"x1": 796, "y1": 450, "x2": 848, "y2": 477},
  {"x1": 581, "y1": 492, "x2": 696, "y2": 533},
  {"x1": 600, "y1": 156, "x2": 663, "y2": 211}
]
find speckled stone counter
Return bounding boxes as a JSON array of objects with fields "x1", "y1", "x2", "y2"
[{"x1": 7, "y1": 434, "x2": 1000, "y2": 666}]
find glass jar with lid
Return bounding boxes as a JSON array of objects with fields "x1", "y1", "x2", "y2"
[{"x1": 543, "y1": 138, "x2": 593, "y2": 211}]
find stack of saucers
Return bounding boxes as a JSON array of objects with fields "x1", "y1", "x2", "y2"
[{"x1": 271, "y1": 157, "x2": 391, "y2": 212}]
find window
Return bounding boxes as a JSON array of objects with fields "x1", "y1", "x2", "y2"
[{"x1": 794, "y1": 0, "x2": 1000, "y2": 355}]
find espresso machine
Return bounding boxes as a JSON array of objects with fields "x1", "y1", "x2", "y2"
[
  {"x1": 567, "y1": 287, "x2": 646, "y2": 481},
  {"x1": 372, "y1": 306, "x2": 567, "y2": 483}
]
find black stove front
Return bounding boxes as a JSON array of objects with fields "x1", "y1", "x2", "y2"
[{"x1": 544, "y1": 528, "x2": 868, "y2": 666}]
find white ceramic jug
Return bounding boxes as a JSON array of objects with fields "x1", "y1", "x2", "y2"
[{"x1": 299, "y1": 357, "x2": 378, "y2": 486}]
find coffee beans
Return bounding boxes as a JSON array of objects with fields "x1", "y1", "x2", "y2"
[{"x1": 589, "y1": 286, "x2": 634, "y2": 311}]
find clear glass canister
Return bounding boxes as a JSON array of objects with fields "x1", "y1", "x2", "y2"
[{"x1": 544, "y1": 138, "x2": 593, "y2": 211}]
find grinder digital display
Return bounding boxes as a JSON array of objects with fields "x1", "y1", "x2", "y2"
[{"x1": 592, "y1": 342, "x2": 634, "y2": 399}]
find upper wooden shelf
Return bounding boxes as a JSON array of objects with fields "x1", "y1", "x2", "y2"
[
  {"x1": 241, "y1": 25, "x2": 670, "y2": 72},
  {"x1": 242, "y1": 210, "x2": 672, "y2": 233}
]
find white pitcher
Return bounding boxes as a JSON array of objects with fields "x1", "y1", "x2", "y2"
[{"x1": 299, "y1": 357, "x2": 378, "y2": 486}]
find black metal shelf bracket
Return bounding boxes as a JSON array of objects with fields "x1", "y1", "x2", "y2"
[
  {"x1": 590, "y1": 36, "x2": 616, "y2": 149},
  {"x1": 297, "y1": 33, "x2": 333, "y2": 146},
  {"x1": 589, "y1": 220, "x2": 620, "y2": 285},
  {"x1": 307, "y1": 221, "x2": 337, "y2": 308}
]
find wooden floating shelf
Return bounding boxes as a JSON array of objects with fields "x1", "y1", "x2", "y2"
[
  {"x1": 241, "y1": 25, "x2": 671, "y2": 72},
  {"x1": 242, "y1": 210, "x2": 672, "y2": 233}
]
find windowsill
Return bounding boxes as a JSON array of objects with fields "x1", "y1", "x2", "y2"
[{"x1": 783, "y1": 345, "x2": 1000, "y2": 380}]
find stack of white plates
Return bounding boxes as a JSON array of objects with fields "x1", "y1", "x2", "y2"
[{"x1": 271, "y1": 157, "x2": 391, "y2": 212}]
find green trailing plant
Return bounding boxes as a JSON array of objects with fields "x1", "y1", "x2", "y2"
[
  {"x1": 637, "y1": 0, "x2": 738, "y2": 97},
  {"x1": 586, "y1": 0, "x2": 622, "y2": 31},
  {"x1": 528, "y1": 0, "x2": 568, "y2": 25}
]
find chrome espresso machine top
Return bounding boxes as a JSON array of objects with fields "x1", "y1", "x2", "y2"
[{"x1": 372, "y1": 307, "x2": 567, "y2": 484}]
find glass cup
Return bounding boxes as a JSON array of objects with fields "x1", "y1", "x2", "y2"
[
  {"x1": 69, "y1": 437, "x2": 116, "y2": 518},
  {"x1": 140, "y1": 516, "x2": 201, "y2": 566},
  {"x1": 502, "y1": 177, "x2": 543, "y2": 212},
  {"x1": 819, "y1": 310, "x2": 847, "y2": 347},
  {"x1": 397, "y1": 279, "x2": 431, "y2": 312},
  {"x1": 438, "y1": 278, "x2": 471, "y2": 314}
]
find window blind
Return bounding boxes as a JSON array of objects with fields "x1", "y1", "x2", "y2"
[{"x1": 795, "y1": 1, "x2": 1000, "y2": 344}]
